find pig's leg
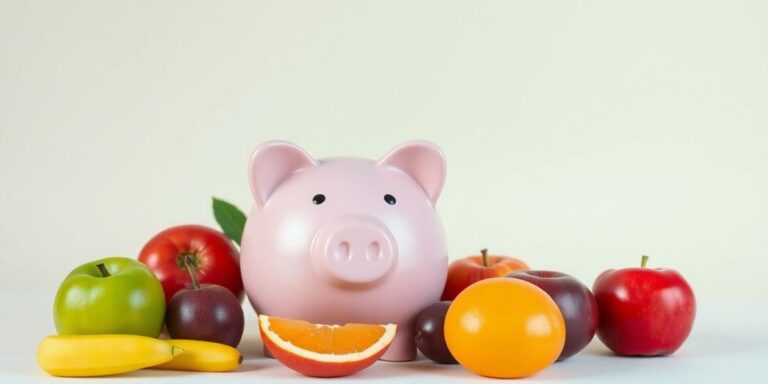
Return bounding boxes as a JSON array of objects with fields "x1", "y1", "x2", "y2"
[{"x1": 380, "y1": 325, "x2": 416, "y2": 362}]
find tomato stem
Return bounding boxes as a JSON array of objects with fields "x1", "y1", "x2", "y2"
[
  {"x1": 96, "y1": 263, "x2": 110, "y2": 277},
  {"x1": 481, "y1": 248, "x2": 489, "y2": 267},
  {"x1": 641, "y1": 255, "x2": 649, "y2": 268},
  {"x1": 183, "y1": 254, "x2": 200, "y2": 290}
]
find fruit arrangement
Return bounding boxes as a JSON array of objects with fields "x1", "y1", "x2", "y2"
[
  {"x1": 38, "y1": 141, "x2": 697, "y2": 379},
  {"x1": 413, "y1": 252, "x2": 697, "y2": 378},
  {"x1": 39, "y1": 200, "x2": 247, "y2": 377}
]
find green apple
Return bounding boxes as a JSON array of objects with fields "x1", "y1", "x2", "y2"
[{"x1": 54, "y1": 257, "x2": 165, "y2": 337}]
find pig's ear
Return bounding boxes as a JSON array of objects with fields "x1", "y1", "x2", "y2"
[
  {"x1": 249, "y1": 141, "x2": 317, "y2": 207},
  {"x1": 378, "y1": 141, "x2": 446, "y2": 205}
]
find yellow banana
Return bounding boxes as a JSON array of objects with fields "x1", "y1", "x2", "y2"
[
  {"x1": 153, "y1": 339, "x2": 242, "y2": 372},
  {"x1": 37, "y1": 334, "x2": 183, "y2": 377}
]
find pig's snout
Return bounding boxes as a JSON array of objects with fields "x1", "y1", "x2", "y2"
[{"x1": 311, "y1": 215, "x2": 398, "y2": 284}]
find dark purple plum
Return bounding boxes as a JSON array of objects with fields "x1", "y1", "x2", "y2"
[
  {"x1": 506, "y1": 270, "x2": 599, "y2": 361},
  {"x1": 414, "y1": 301, "x2": 457, "y2": 364},
  {"x1": 165, "y1": 255, "x2": 244, "y2": 347}
]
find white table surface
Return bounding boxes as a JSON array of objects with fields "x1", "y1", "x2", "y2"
[{"x1": 3, "y1": 292, "x2": 766, "y2": 383}]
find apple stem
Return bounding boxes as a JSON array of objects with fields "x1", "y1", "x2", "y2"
[
  {"x1": 96, "y1": 263, "x2": 110, "y2": 277},
  {"x1": 641, "y1": 255, "x2": 649, "y2": 268},
  {"x1": 481, "y1": 248, "x2": 489, "y2": 267},
  {"x1": 183, "y1": 254, "x2": 200, "y2": 290}
]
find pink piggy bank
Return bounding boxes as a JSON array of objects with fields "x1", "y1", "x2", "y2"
[{"x1": 240, "y1": 140, "x2": 448, "y2": 361}]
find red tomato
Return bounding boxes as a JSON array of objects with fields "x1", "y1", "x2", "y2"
[{"x1": 138, "y1": 225, "x2": 243, "y2": 303}]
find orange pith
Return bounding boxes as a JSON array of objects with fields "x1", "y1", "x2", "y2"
[{"x1": 267, "y1": 317, "x2": 387, "y2": 354}]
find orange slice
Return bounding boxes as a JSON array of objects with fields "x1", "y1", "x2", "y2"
[{"x1": 258, "y1": 315, "x2": 397, "y2": 377}]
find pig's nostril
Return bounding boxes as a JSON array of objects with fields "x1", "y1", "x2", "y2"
[
  {"x1": 366, "y1": 242, "x2": 381, "y2": 261},
  {"x1": 335, "y1": 241, "x2": 350, "y2": 261}
]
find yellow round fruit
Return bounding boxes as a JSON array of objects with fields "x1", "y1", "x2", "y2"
[{"x1": 444, "y1": 277, "x2": 566, "y2": 378}]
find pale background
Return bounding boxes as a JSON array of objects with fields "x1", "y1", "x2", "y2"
[{"x1": 1, "y1": 0, "x2": 767, "y2": 382}]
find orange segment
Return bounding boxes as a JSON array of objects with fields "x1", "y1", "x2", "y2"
[
  {"x1": 258, "y1": 315, "x2": 397, "y2": 377},
  {"x1": 267, "y1": 317, "x2": 387, "y2": 354}
]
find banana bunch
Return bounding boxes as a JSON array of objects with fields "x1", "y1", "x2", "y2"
[{"x1": 38, "y1": 335, "x2": 241, "y2": 377}]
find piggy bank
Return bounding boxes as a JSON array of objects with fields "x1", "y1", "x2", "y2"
[{"x1": 240, "y1": 140, "x2": 448, "y2": 361}]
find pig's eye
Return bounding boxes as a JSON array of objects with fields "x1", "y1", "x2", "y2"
[
  {"x1": 384, "y1": 194, "x2": 396, "y2": 205},
  {"x1": 312, "y1": 194, "x2": 326, "y2": 205}
]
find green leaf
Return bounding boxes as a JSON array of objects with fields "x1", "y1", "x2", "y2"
[{"x1": 212, "y1": 197, "x2": 247, "y2": 246}]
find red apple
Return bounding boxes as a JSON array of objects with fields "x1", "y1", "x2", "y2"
[
  {"x1": 138, "y1": 225, "x2": 243, "y2": 304},
  {"x1": 506, "y1": 270, "x2": 598, "y2": 361},
  {"x1": 593, "y1": 256, "x2": 696, "y2": 356},
  {"x1": 441, "y1": 249, "x2": 529, "y2": 300}
]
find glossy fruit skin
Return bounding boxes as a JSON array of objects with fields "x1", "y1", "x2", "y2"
[
  {"x1": 165, "y1": 284, "x2": 245, "y2": 348},
  {"x1": 593, "y1": 266, "x2": 696, "y2": 356},
  {"x1": 506, "y1": 270, "x2": 598, "y2": 361},
  {"x1": 37, "y1": 334, "x2": 181, "y2": 377},
  {"x1": 414, "y1": 301, "x2": 457, "y2": 364},
  {"x1": 441, "y1": 253, "x2": 528, "y2": 300},
  {"x1": 139, "y1": 225, "x2": 243, "y2": 304},
  {"x1": 54, "y1": 257, "x2": 165, "y2": 337},
  {"x1": 153, "y1": 339, "x2": 242, "y2": 372},
  {"x1": 445, "y1": 278, "x2": 565, "y2": 378}
]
